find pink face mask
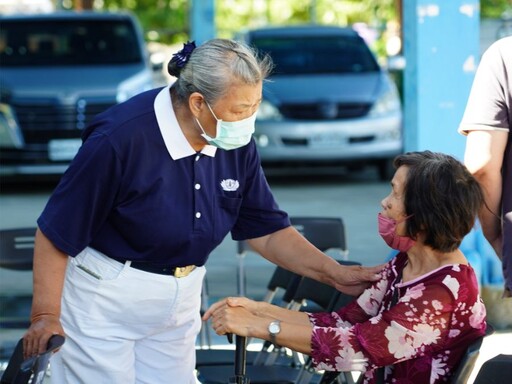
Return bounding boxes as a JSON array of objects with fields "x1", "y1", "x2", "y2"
[{"x1": 378, "y1": 213, "x2": 416, "y2": 252}]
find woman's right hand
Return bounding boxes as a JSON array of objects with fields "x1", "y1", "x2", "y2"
[{"x1": 23, "y1": 314, "x2": 65, "y2": 359}]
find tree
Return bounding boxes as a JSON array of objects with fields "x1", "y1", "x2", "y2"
[{"x1": 61, "y1": 0, "x2": 511, "y2": 46}]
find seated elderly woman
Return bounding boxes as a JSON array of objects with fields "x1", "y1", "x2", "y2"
[{"x1": 204, "y1": 151, "x2": 487, "y2": 384}]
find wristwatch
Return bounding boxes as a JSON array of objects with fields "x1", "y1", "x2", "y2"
[{"x1": 268, "y1": 320, "x2": 282, "y2": 347}]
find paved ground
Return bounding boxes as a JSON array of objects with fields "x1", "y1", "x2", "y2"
[{"x1": 1, "y1": 166, "x2": 511, "y2": 384}]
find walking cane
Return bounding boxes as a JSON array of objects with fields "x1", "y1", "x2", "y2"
[{"x1": 227, "y1": 334, "x2": 250, "y2": 384}]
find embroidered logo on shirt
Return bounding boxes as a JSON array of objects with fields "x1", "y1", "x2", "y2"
[{"x1": 220, "y1": 179, "x2": 239, "y2": 191}]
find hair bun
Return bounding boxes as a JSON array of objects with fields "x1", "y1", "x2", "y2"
[
  {"x1": 167, "y1": 59, "x2": 182, "y2": 78},
  {"x1": 167, "y1": 41, "x2": 196, "y2": 78}
]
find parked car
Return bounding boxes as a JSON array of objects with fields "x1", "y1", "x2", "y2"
[
  {"x1": 239, "y1": 25, "x2": 403, "y2": 179},
  {"x1": 0, "y1": 11, "x2": 155, "y2": 178}
]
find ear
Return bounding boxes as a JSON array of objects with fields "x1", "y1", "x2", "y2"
[{"x1": 189, "y1": 92, "x2": 204, "y2": 117}]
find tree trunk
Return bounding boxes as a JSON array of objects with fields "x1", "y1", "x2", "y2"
[{"x1": 75, "y1": 0, "x2": 94, "y2": 10}]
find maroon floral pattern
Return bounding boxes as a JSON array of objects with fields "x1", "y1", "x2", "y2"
[{"x1": 308, "y1": 253, "x2": 486, "y2": 383}]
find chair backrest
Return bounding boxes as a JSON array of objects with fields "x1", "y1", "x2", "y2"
[
  {"x1": 237, "y1": 216, "x2": 348, "y2": 302},
  {"x1": 262, "y1": 266, "x2": 302, "y2": 306},
  {"x1": 0, "y1": 335, "x2": 65, "y2": 384},
  {"x1": 290, "y1": 217, "x2": 348, "y2": 259},
  {"x1": 473, "y1": 353, "x2": 512, "y2": 384},
  {"x1": 450, "y1": 323, "x2": 495, "y2": 384},
  {"x1": 0, "y1": 228, "x2": 37, "y2": 330},
  {"x1": 0, "y1": 228, "x2": 37, "y2": 271}
]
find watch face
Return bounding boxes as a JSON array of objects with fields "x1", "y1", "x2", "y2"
[{"x1": 269, "y1": 321, "x2": 281, "y2": 334}]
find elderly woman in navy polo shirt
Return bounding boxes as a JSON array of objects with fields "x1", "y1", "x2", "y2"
[{"x1": 22, "y1": 39, "x2": 381, "y2": 383}]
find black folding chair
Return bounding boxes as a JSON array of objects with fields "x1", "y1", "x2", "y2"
[
  {"x1": 290, "y1": 217, "x2": 348, "y2": 260},
  {"x1": 196, "y1": 264, "x2": 302, "y2": 367},
  {"x1": 235, "y1": 217, "x2": 348, "y2": 297},
  {"x1": 0, "y1": 335, "x2": 65, "y2": 384},
  {"x1": 0, "y1": 228, "x2": 37, "y2": 271},
  {"x1": 473, "y1": 353, "x2": 512, "y2": 384},
  {"x1": 450, "y1": 323, "x2": 495, "y2": 384},
  {"x1": 0, "y1": 228, "x2": 37, "y2": 371},
  {"x1": 198, "y1": 216, "x2": 348, "y2": 365}
]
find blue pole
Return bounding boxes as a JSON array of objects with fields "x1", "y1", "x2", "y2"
[
  {"x1": 190, "y1": 0, "x2": 216, "y2": 44},
  {"x1": 403, "y1": 0, "x2": 480, "y2": 160}
]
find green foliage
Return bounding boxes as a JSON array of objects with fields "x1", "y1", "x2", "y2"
[
  {"x1": 481, "y1": 0, "x2": 511, "y2": 19},
  {"x1": 87, "y1": 0, "x2": 510, "y2": 48},
  {"x1": 100, "y1": 0, "x2": 189, "y2": 43}
]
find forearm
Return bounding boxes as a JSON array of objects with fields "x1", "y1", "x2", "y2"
[
  {"x1": 477, "y1": 175, "x2": 502, "y2": 245},
  {"x1": 464, "y1": 130, "x2": 507, "y2": 247},
  {"x1": 248, "y1": 227, "x2": 339, "y2": 286},
  {"x1": 248, "y1": 316, "x2": 313, "y2": 355},
  {"x1": 256, "y1": 301, "x2": 311, "y2": 326},
  {"x1": 31, "y1": 228, "x2": 68, "y2": 319}
]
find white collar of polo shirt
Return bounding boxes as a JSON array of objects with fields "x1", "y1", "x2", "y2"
[{"x1": 154, "y1": 85, "x2": 217, "y2": 160}]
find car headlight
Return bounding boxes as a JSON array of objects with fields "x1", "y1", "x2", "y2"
[
  {"x1": 369, "y1": 87, "x2": 401, "y2": 117},
  {"x1": 116, "y1": 70, "x2": 154, "y2": 103},
  {"x1": 256, "y1": 99, "x2": 283, "y2": 121},
  {"x1": 0, "y1": 103, "x2": 24, "y2": 148}
]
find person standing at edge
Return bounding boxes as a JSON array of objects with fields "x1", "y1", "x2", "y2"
[
  {"x1": 22, "y1": 39, "x2": 381, "y2": 383},
  {"x1": 459, "y1": 36, "x2": 511, "y2": 298}
]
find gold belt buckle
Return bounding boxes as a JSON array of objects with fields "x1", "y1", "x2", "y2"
[{"x1": 174, "y1": 265, "x2": 196, "y2": 278}]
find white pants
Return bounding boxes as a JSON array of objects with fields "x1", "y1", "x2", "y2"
[{"x1": 50, "y1": 247, "x2": 205, "y2": 384}]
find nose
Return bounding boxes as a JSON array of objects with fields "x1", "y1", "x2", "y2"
[{"x1": 380, "y1": 198, "x2": 387, "y2": 210}]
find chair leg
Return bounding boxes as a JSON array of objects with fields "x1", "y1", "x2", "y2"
[{"x1": 199, "y1": 279, "x2": 212, "y2": 348}]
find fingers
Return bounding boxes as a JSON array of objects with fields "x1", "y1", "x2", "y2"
[
  {"x1": 346, "y1": 264, "x2": 383, "y2": 284},
  {"x1": 23, "y1": 332, "x2": 51, "y2": 359},
  {"x1": 22, "y1": 317, "x2": 64, "y2": 359},
  {"x1": 203, "y1": 297, "x2": 249, "y2": 321},
  {"x1": 202, "y1": 298, "x2": 229, "y2": 320},
  {"x1": 364, "y1": 264, "x2": 385, "y2": 281},
  {"x1": 209, "y1": 304, "x2": 257, "y2": 338}
]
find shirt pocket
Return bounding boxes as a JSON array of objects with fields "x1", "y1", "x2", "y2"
[{"x1": 71, "y1": 247, "x2": 125, "y2": 282}]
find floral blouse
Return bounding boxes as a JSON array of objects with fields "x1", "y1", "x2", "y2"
[{"x1": 308, "y1": 252, "x2": 487, "y2": 384}]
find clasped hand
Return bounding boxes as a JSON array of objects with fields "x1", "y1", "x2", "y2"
[{"x1": 202, "y1": 297, "x2": 266, "y2": 337}]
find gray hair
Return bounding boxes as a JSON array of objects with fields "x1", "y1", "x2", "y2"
[{"x1": 170, "y1": 39, "x2": 273, "y2": 105}]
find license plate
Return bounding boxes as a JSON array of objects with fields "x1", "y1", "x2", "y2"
[
  {"x1": 48, "y1": 139, "x2": 82, "y2": 161},
  {"x1": 310, "y1": 134, "x2": 346, "y2": 147}
]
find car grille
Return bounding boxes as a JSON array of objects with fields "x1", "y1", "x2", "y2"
[
  {"x1": 12, "y1": 101, "x2": 114, "y2": 144},
  {"x1": 279, "y1": 102, "x2": 372, "y2": 120}
]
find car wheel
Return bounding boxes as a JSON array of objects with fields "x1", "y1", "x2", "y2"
[{"x1": 377, "y1": 159, "x2": 394, "y2": 181}]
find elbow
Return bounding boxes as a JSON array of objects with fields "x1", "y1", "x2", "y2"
[{"x1": 464, "y1": 157, "x2": 491, "y2": 178}]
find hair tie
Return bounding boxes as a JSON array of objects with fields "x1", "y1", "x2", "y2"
[{"x1": 170, "y1": 41, "x2": 196, "y2": 68}]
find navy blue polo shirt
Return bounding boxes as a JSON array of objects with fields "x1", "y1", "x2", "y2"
[{"x1": 37, "y1": 86, "x2": 290, "y2": 266}]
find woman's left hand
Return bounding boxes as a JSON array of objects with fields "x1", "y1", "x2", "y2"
[
  {"x1": 202, "y1": 296, "x2": 260, "y2": 321},
  {"x1": 208, "y1": 299, "x2": 259, "y2": 337}
]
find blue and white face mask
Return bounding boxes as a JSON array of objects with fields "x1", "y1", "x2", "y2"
[{"x1": 196, "y1": 102, "x2": 256, "y2": 151}]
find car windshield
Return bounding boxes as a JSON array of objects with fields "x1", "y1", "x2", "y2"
[
  {"x1": 251, "y1": 34, "x2": 379, "y2": 75},
  {"x1": 0, "y1": 19, "x2": 142, "y2": 67}
]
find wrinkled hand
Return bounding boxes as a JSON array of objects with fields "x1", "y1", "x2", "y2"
[
  {"x1": 203, "y1": 297, "x2": 263, "y2": 337},
  {"x1": 202, "y1": 296, "x2": 260, "y2": 321},
  {"x1": 334, "y1": 263, "x2": 385, "y2": 296},
  {"x1": 23, "y1": 315, "x2": 64, "y2": 359}
]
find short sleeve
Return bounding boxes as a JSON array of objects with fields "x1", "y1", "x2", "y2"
[
  {"x1": 230, "y1": 140, "x2": 290, "y2": 240},
  {"x1": 37, "y1": 130, "x2": 122, "y2": 256},
  {"x1": 459, "y1": 37, "x2": 512, "y2": 135}
]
